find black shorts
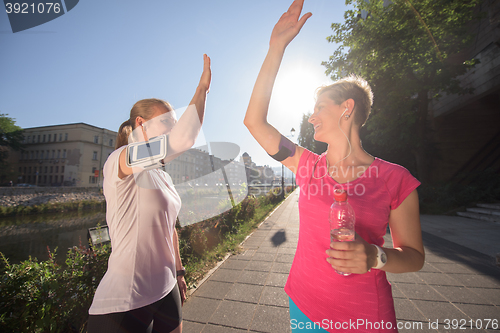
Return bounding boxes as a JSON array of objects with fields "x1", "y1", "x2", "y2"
[{"x1": 87, "y1": 283, "x2": 182, "y2": 333}]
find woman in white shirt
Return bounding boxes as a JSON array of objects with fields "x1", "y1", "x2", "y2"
[{"x1": 87, "y1": 54, "x2": 211, "y2": 333}]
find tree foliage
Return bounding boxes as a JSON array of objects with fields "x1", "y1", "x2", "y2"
[
  {"x1": 297, "y1": 112, "x2": 327, "y2": 155},
  {"x1": 0, "y1": 114, "x2": 24, "y2": 165},
  {"x1": 322, "y1": 0, "x2": 482, "y2": 182}
]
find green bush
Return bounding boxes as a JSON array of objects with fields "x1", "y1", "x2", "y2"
[{"x1": 0, "y1": 243, "x2": 111, "y2": 333}]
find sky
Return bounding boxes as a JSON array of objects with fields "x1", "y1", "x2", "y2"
[{"x1": 0, "y1": 0, "x2": 351, "y2": 168}]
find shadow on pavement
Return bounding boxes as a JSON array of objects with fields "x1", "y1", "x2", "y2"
[
  {"x1": 422, "y1": 231, "x2": 500, "y2": 279},
  {"x1": 271, "y1": 229, "x2": 287, "y2": 247}
]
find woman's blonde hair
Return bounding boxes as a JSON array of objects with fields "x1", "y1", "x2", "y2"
[
  {"x1": 115, "y1": 98, "x2": 173, "y2": 149},
  {"x1": 316, "y1": 75, "x2": 373, "y2": 127}
]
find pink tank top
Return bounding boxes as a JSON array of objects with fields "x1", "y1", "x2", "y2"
[{"x1": 284, "y1": 150, "x2": 420, "y2": 332}]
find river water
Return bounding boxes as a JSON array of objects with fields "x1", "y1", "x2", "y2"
[{"x1": 0, "y1": 208, "x2": 106, "y2": 264}]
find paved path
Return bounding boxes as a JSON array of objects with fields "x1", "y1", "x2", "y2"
[{"x1": 183, "y1": 189, "x2": 500, "y2": 332}]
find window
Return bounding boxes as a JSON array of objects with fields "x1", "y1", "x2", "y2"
[
  {"x1": 65, "y1": 133, "x2": 68, "y2": 141},
  {"x1": 50, "y1": 166, "x2": 53, "y2": 173},
  {"x1": 35, "y1": 151, "x2": 39, "y2": 159},
  {"x1": 94, "y1": 136, "x2": 99, "y2": 144},
  {"x1": 109, "y1": 139, "x2": 113, "y2": 147},
  {"x1": 18, "y1": 167, "x2": 21, "y2": 173},
  {"x1": 53, "y1": 134, "x2": 57, "y2": 142},
  {"x1": 62, "y1": 149, "x2": 67, "y2": 158},
  {"x1": 61, "y1": 166, "x2": 65, "y2": 173},
  {"x1": 57, "y1": 150, "x2": 61, "y2": 158},
  {"x1": 44, "y1": 166, "x2": 48, "y2": 173},
  {"x1": 46, "y1": 150, "x2": 50, "y2": 159},
  {"x1": 52, "y1": 150, "x2": 55, "y2": 159},
  {"x1": 28, "y1": 136, "x2": 31, "y2": 143},
  {"x1": 23, "y1": 167, "x2": 26, "y2": 174},
  {"x1": 43, "y1": 134, "x2": 46, "y2": 142},
  {"x1": 49, "y1": 175, "x2": 52, "y2": 184},
  {"x1": 59, "y1": 133, "x2": 62, "y2": 141},
  {"x1": 44, "y1": 175, "x2": 47, "y2": 183},
  {"x1": 30, "y1": 151, "x2": 33, "y2": 160},
  {"x1": 48, "y1": 134, "x2": 51, "y2": 142},
  {"x1": 92, "y1": 151, "x2": 98, "y2": 160},
  {"x1": 28, "y1": 167, "x2": 31, "y2": 173}
]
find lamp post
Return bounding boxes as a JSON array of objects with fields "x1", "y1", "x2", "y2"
[{"x1": 281, "y1": 128, "x2": 296, "y2": 199}]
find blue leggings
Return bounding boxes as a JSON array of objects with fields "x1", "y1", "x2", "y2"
[{"x1": 289, "y1": 297, "x2": 328, "y2": 332}]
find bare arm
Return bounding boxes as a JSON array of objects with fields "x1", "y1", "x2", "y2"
[
  {"x1": 117, "y1": 55, "x2": 211, "y2": 179},
  {"x1": 173, "y1": 228, "x2": 187, "y2": 305},
  {"x1": 381, "y1": 189, "x2": 425, "y2": 273},
  {"x1": 166, "y1": 54, "x2": 211, "y2": 159},
  {"x1": 326, "y1": 190, "x2": 425, "y2": 274},
  {"x1": 244, "y1": 0, "x2": 311, "y2": 173}
]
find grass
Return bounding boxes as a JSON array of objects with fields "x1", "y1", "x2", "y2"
[{"x1": 182, "y1": 198, "x2": 281, "y2": 289}]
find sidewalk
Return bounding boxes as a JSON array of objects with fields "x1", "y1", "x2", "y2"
[{"x1": 182, "y1": 189, "x2": 500, "y2": 332}]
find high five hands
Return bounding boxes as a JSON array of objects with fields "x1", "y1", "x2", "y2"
[
  {"x1": 270, "y1": 0, "x2": 312, "y2": 49},
  {"x1": 199, "y1": 54, "x2": 211, "y2": 93}
]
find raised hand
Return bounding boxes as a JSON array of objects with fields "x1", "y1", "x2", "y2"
[
  {"x1": 198, "y1": 54, "x2": 211, "y2": 93},
  {"x1": 270, "y1": 0, "x2": 312, "y2": 49}
]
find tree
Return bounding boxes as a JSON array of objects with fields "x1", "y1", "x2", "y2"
[
  {"x1": 297, "y1": 112, "x2": 327, "y2": 155},
  {"x1": 322, "y1": 0, "x2": 481, "y2": 182},
  {"x1": 0, "y1": 114, "x2": 24, "y2": 179}
]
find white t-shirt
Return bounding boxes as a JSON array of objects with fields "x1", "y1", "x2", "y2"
[{"x1": 89, "y1": 146, "x2": 181, "y2": 315}]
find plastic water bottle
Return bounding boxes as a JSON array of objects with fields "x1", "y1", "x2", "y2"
[{"x1": 329, "y1": 189, "x2": 355, "y2": 276}]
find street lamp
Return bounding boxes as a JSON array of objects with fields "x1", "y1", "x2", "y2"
[{"x1": 281, "y1": 128, "x2": 296, "y2": 199}]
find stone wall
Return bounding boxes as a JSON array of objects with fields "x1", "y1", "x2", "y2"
[{"x1": 0, "y1": 186, "x2": 104, "y2": 207}]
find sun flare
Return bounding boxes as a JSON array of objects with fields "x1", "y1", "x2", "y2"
[{"x1": 269, "y1": 61, "x2": 331, "y2": 131}]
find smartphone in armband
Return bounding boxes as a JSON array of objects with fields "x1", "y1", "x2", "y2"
[{"x1": 126, "y1": 134, "x2": 168, "y2": 170}]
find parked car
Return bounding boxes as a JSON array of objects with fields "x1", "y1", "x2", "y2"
[{"x1": 15, "y1": 183, "x2": 37, "y2": 187}]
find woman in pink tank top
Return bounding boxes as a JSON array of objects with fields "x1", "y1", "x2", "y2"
[{"x1": 244, "y1": 1, "x2": 425, "y2": 332}]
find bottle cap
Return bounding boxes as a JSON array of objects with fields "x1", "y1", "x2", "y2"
[{"x1": 333, "y1": 189, "x2": 347, "y2": 202}]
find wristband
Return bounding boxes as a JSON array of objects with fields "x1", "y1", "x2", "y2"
[
  {"x1": 372, "y1": 245, "x2": 387, "y2": 269},
  {"x1": 177, "y1": 266, "x2": 186, "y2": 277}
]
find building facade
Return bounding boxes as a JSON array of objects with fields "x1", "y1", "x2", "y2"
[
  {"x1": 429, "y1": 0, "x2": 500, "y2": 183},
  {"x1": 11, "y1": 123, "x2": 117, "y2": 186},
  {"x1": 164, "y1": 148, "x2": 246, "y2": 187},
  {"x1": 8, "y1": 123, "x2": 249, "y2": 188}
]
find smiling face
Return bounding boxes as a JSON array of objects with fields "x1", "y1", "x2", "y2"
[{"x1": 308, "y1": 92, "x2": 346, "y2": 142}]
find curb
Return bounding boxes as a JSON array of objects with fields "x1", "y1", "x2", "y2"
[{"x1": 185, "y1": 189, "x2": 296, "y2": 299}]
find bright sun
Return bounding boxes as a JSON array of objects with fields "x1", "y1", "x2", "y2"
[{"x1": 269, "y1": 61, "x2": 332, "y2": 131}]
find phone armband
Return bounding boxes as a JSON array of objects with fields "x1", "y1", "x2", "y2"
[{"x1": 269, "y1": 135, "x2": 296, "y2": 162}]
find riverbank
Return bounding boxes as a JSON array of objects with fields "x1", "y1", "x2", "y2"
[
  {"x1": 0, "y1": 187, "x2": 105, "y2": 217},
  {"x1": 0, "y1": 187, "x2": 104, "y2": 207}
]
